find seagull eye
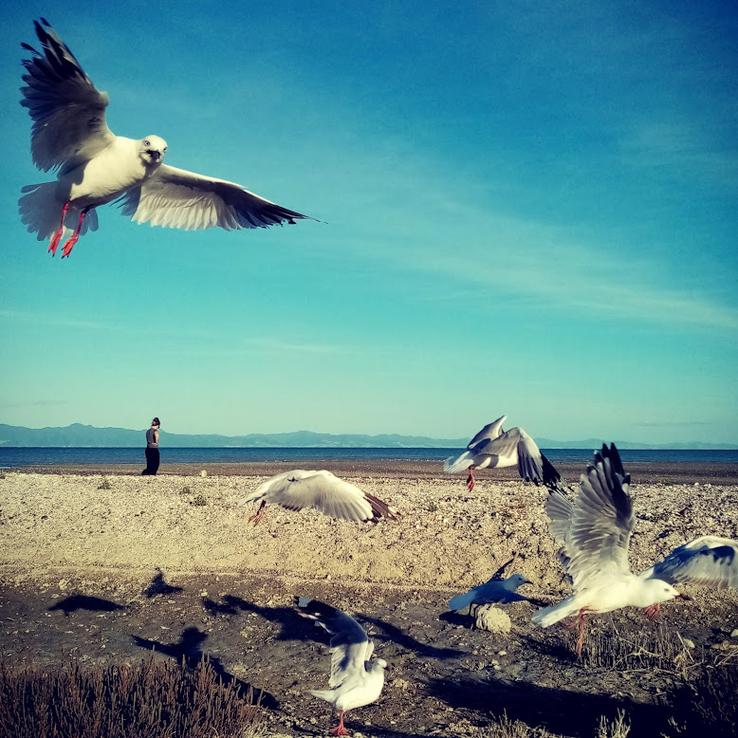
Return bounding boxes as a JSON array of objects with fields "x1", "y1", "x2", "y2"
[{"x1": 144, "y1": 139, "x2": 150, "y2": 147}]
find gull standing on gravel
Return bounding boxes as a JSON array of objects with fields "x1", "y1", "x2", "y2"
[
  {"x1": 240, "y1": 469, "x2": 397, "y2": 524},
  {"x1": 444, "y1": 415, "x2": 560, "y2": 490},
  {"x1": 296, "y1": 597, "x2": 387, "y2": 737},
  {"x1": 533, "y1": 443, "x2": 737, "y2": 656},
  {"x1": 448, "y1": 558, "x2": 532, "y2": 612},
  {"x1": 19, "y1": 19, "x2": 311, "y2": 258}
]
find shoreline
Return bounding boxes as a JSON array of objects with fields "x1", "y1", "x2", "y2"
[{"x1": 5, "y1": 459, "x2": 738, "y2": 484}]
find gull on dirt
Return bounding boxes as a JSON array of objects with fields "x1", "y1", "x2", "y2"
[
  {"x1": 448, "y1": 557, "x2": 532, "y2": 612},
  {"x1": 296, "y1": 596, "x2": 387, "y2": 737},
  {"x1": 19, "y1": 19, "x2": 311, "y2": 258},
  {"x1": 532, "y1": 443, "x2": 737, "y2": 656},
  {"x1": 443, "y1": 415, "x2": 560, "y2": 491},
  {"x1": 239, "y1": 469, "x2": 397, "y2": 525}
]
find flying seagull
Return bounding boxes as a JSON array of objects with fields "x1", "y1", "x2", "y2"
[
  {"x1": 447, "y1": 558, "x2": 532, "y2": 612},
  {"x1": 296, "y1": 596, "x2": 387, "y2": 737},
  {"x1": 240, "y1": 469, "x2": 397, "y2": 525},
  {"x1": 532, "y1": 443, "x2": 737, "y2": 656},
  {"x1": 444, "y1": 415, "x2": 560, "y2": 490},
  {"x1": 19, "y1": 18, "x2": 312, "y2": 258}
]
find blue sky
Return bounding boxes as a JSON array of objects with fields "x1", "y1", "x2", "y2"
[{"x1": 1, "y1": 1, "x2": 737, "y2": 444}]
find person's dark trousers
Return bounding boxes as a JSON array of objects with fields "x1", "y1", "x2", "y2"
[{"x1": 142, "y1": 448, "x2": 160, "y2": 475}]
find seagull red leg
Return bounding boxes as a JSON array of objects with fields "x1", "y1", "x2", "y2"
[
  {"x1": 61, "y1": 207, "x2": 90, "y2": 258},
  {"x1": 248, "y1": 500, "x2": 268, "y2": 526},
  {"x1": 466, "y1": 465, "x2": 476, "y2": 491},
  {"x1": 48, "y1": 202, "x2": 71, "y2": 256},
  {"x1": 575, "y1": 609, "x2": 587, "y2": 658},
  {"x1": 643, "y1": 603, "x2": 661, "y2": 620},
  {"x1": 330, "y1": 710, "x2": 350, "y2": 736}
]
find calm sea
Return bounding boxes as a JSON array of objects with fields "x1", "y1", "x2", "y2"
[{"x1": 1, "y1": 446, "x2": 737, "y2": 467}]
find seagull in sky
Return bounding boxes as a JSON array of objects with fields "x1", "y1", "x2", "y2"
[
  {"x1": 19, "y1": 18, "x2": 311, "y2": 258},
  {"x1": 444, "y1": 415, "x2": 560, "y2": 491},
  {"x1": 296, "y1": 596, "x2": 387, "y2": 737},
  {"x1": 240, "y1": 469, "x2": 397, "y2": 525},
  {"x1": 533, "y1": 443, "x2": 737, "y2": 656}
]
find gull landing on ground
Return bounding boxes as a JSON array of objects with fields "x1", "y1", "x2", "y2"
[
  {"x1": 19, "y1": 19, "x2": 313, "y2": 258},
  {"x1": 295, "y1": 597, "x2": 387, "y2": 737},
  {"x1": 448, "y1": 557, "x2": 533, "y2": 613},
  {"x1": 444, "y1": 415, "x2": 560, "y2": 491},
  {"x1": 239, "y1": 469, "x2": 397, "y2": 525},
  {"x1": 533, "y1": 443, "x2": 738, "y2": 657}
]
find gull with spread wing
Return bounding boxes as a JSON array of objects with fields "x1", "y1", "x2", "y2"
[
  {"x1": 448, "y1": 557, "x2": 533, "y2": 612},
  {"x1": 444, "y1": 415, "x2": 560, "y2": 491},
  {"x1": 19, "y1": 18, "x2": 311, "y2": 258},
  {"x1": 533, "y1": 443, "x2": 737, "y2": 656},
  {"x1": 296, "y1": 596, "x2": 387, "y2": 737},
  {"x1": 240, "y1": 469, "x2": 397, "y2": 525}
]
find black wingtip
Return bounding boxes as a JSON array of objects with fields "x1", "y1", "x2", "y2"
[{"x1": 541, "y1": 453, "x2": 561, "y2": 485}]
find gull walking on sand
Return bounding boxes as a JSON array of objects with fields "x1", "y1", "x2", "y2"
[
  {"x1": 240, "y1": 469, "x2": 397, "y2": 525},
  {"x1": 444, "y1": 415, "x2": 560, "y2": 491},
  {"x1": 532, "y1": 443, "x2": 737, "y2": 656},
  {"x1": 296, "y1": 597, "x2": 387, "y2": 737},
  {"x1": 19, "y1": 19, "x2": 311, "y2": 258}
]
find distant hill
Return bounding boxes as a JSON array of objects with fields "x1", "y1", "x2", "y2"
[{"x1": 0, "y1": 423, "x2": 735, "y2": 449}]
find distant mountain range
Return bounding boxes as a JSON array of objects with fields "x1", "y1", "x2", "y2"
[{"x1": 0, "y1": 422, "x2": 735, "y2": 449}]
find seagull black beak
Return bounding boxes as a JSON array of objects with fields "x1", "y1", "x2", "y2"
[
  {"x1": 677, "y1": 593, "x2": 691, "y2": 601},
  {"x1": 149, "y1": 150, "x2": 161, "y2": 161}
]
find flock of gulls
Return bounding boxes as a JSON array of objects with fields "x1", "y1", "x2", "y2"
[
  {"x1": 239, "y1": 421, "x2": 737, "y2": 735},
  {"x1": 16, "y1": 19, "x2": 738, "y2": 738}
]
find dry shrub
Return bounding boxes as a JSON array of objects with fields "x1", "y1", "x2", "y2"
[
  {"x1": 190, "y1": 493, "x2": 207, "y2": 506},
  {"x1": 578, "y1": 623, "x2": 688, "y2": 670},
  {"x1": 596, "y1": 710, "x2": 630, "y2": 738},
  {"x1": 0, "y1": 656, "x2": 262, "y2": 738},
  {"x1": 98, "y1": 478, "x2": 112, "y2": 490},
  {"x1": 664, "y1": 663, "x2": 738, "y2": 737},
  {"x1": 485, "y1": 712, "x2": 556, "y2": 737}
]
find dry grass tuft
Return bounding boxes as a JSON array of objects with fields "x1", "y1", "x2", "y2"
[
  {"x1": 484, "y1": 712, "x2": 555, "y2": 737},
  {"x1": 664, "y1": 662, "x2": 738, "y2": 737},
  {"x1": 578, "y1": 622, "x2": 689, "y2": 670},
  {"x1": 190, "y1": 493, "x2": 207, "y2": 506},
  {"x1": 97, "y1": 477, "x2": 112, "y2": 490},
  {"x1": 596, "y1": 710, "x2": 630, "y2": 738},
  {"x1": 0, "y1": 656, "x2": 262, "y2": 738}
]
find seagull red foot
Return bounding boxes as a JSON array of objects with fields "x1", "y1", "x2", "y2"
[
  {"x1": 466, "y1": 465, "x2": 476, "y2": 491},
  {"x1": 643, "y1": 603, "x2": 661, "y2": 620},
  {"x1": 61, "y1": 207, "x2": 90, "y2": 258},
  {"x1": 330, "y1": 711, "x2": 350, "y2": 736},
  {"x1": 248, "y1": 500, "x2": 268, "y2": 526},
  {"x1": 48, "y1": 201, "x2": 71, "y2": 256},
  {"x1": 571, "y1": 608, "x2": 588, "y2": 658}
]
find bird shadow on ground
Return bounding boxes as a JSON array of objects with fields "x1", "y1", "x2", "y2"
[
  {"x1": 48, "y1": 594, "x2": 127, "y2": 616},
  {"x1": 142, "y1": 567, "x2": 183, "y2": 598},
  {"x1": 517, "y1": 631, "x2": 576, "y2": 663},
  {"x1": 201, "y1": 594, "x2": 325, "y2": 643},
  {"x1": 359, "y1": 614, "x2": 466, "y2": 660},
  {"x1": 132, "y1": 626, "x2": 278, "y2": 709},
  {"x1": 425, "y1": 675, "x2": 666, "y2": 737}
]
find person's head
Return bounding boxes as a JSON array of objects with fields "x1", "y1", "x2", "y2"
[{"x1": 152, "y1": 417, "x2": 160, "y2": 428}]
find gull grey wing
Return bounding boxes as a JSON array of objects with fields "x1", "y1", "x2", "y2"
[
  {"x1": 515, "y1": 429, "x2": 545, "y2": 482},
  {"x1": 260, "y1": 470, "x2": 382, "y2": 522},
  {"x1": 467, "y1": 416, "x2": 507, "y2": 449},
  {"x1": 545, "y1": 487, "x2": 575, "y2": 574},
  {"x1": 20, "y1": 18, "x2": 114, "y2": 172},
  {"x1": 295, "y1": 597, "x2": 370, "y2": 687},
  {"x1": 567, "y1": 444, "x2": 635, "y2": 589},
  {"x1": 121, "y1": 164, "x2": 310, "y2": 231},
  {"x1": 642, "y1": 536, "x2": 738, "y2": 589}
]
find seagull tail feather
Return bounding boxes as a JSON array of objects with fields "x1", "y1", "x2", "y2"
[
  {"x1": 531, "y1": 596, "x2": 579, "y2": 628},
  {"x1": 443, "y1": 451, "x2": 473, "y2": 474},
  {"x1": 309, "y1": 688, "x2": 336, "y2": 703},
  {"x1": 448, "y1": 590, "x2": 476, "y2": 612}
]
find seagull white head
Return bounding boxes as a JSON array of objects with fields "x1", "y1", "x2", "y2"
[
  {"x1": 637, "y1": 579, "x2": 682, "y2": 607},
  {"x1": 506, "y1": 573, "x2": 531, "y2": 589},
  {"x1": 139, "y1": 134, "x2": 168, "y2": 166}
]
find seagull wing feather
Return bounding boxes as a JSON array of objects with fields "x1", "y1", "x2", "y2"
[{"x1": 122, "y1": 164, "x2": 310, "y2": 231}]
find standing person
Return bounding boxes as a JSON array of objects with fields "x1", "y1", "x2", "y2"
[{"x1": 141, "y1": 417, "x2": 161, "y2": 476}]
